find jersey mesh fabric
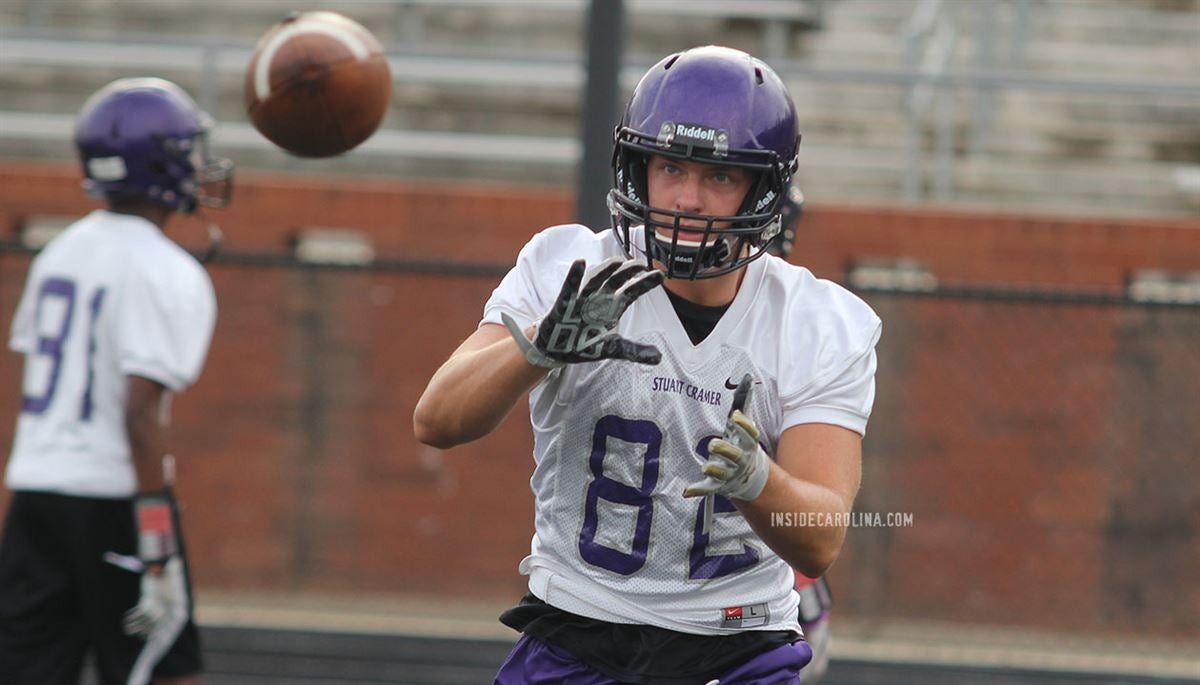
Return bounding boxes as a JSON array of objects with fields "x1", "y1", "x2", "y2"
[{"x1": 523, "y1": 331, "x2": 800, "y2": 634}]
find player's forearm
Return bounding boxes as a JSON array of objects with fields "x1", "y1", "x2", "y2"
[
  {"x1": 413, "y1": 335, "x2": 547, "y2": 449},
  {"x1": 126, "y1": 405, "x2": 168, "y2": 493},
  {"x1": 125, "y1": 377, "x2": 171, "y2": 494},
  {"x1": 734, "y1": 461, "x2": 853, "y2": 577}
]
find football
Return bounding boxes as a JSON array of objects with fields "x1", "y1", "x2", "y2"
[{"x1": 244, "y1": 11, "x2": 391, "y2": 158}]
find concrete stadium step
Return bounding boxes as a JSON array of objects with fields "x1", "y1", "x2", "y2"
[
  {"x1": 949, "y1": 156, "x2": 1194, "y2": 216},
  {"x1": 1021, "y1": 42, "x2": 1200, "y2": 81},
  {"x1": 972, "y1": 91, "x2": 1200, "y2": 163},
  {"x1": 798, "y1": 29, "x2": 907, "y2": 69},
  {"x1": 14, "y1": 0, "x2": 802, "y2": 63},
  {"x1": 1029, "y1": 1, "x2": 1200, "y2": 47},
  {"x1": 3, "y1": 1, "x2": 1197, "y2": 215},
  {"x1": 793, "y1": 0, "x2": 914, "y2": 69}
]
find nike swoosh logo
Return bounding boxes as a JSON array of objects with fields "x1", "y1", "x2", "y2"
[{"x1": 727, "y1": 376, "x2": 764, "y2": 390}]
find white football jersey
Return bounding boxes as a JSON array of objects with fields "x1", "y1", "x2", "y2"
[
  {"x1": 6, "y1": 210, "x2": 216, "y2": 498},
  {"x1": 482, "y1": 224, "x2": 881, "y2": 636}
]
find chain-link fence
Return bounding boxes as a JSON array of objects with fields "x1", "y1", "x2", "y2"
[
  {"x1": 1, "y1": 247, "x2": 1197, "y2": 643},
  {"x1": 847, "y1": 287, "x2": 1199, "y2": 638}
]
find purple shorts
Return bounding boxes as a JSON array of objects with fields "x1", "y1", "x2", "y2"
[{"x1": 495, "y1": 633, "x2": 813, "y2": 684}]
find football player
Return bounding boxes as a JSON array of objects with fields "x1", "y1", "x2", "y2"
[
  {"x1": 415, "y1": 45, "x2": 880, "y2": 684},
  {"x1": 0, "y1": 78, "x2": 230, "y2": 685}
]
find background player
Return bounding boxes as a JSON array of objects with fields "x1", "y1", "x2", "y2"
[
  {"x1": 415, "y1": 45, "x2": 880, "y2": 683},
  {"x1": 0, "y1": 78, "x2": 231, "y2": 685}
]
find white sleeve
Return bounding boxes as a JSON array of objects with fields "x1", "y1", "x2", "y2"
[
  {"x1": 116, "y1": 264, "x2": 217, "y2": 391},
  {"x1": 480, "y1": 224, "x2": 593, "y2": 331},
  {"x1": 8, "y1": 267, "x2": 38, "y2": 354},
  {"x1": 781, "y1": 343, "x2": 878, "y2": 436},
  {"x1": 780, "y1": 287, "x2": 882, "y2": 437}
]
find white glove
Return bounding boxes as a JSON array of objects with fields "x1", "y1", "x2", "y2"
[
  {"x1": 123, "y1": 556, "x2": 188, "y2": 637},
  {"x1": 683, "y1": 409, "x2": 770, "y2": 501}
]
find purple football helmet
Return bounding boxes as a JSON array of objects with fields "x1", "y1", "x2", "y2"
[
  {"x1": 609, "y1": 45, "x2": 800, "y2": 279},
  {"x1": 74, "y1": 77, "x2": 232, "y2": 213}
]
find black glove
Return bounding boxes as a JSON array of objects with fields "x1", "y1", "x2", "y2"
[{"x1": 503, "y1": 257, "x2": 664, "y2": 368}]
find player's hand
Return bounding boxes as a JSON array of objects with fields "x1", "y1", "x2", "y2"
[
  {"x1": 503, "y1": 257, "x2": 664, "y2": 369},
  {"x1": 123, "y1": 556, "x2": 188, "y2": 637},
  {"x1": 683, "y1": 409, "x2": 770, "y2": 501}
]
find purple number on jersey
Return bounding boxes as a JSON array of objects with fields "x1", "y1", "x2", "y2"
[
  {"x1": 22, "y1": 278, "x2": 77, "y2": 415},
  {"x1": 578, "y1": 415, "x2": 662, "y2": 575},
  {"x1": 577, "y1": 419, "x2": 762, "y2": 580},
  {"x1": 21, "y1": 278, "x2": 107, "y2": 421},
  {"x1": 80, "y1": 288, "x2": 107, "y2": 421},
  {"x1": 688, "y1": 437, "x2": 761, "y2": 579}
]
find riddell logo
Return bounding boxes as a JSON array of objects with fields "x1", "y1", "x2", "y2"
[
  {"x1": 676, "y1": 124, "x2": 717, "y2": 142},
  {"x1": 754, "y1": 189, "x2": 777, "y2": 212},
  {"x1": 658, "y1": 122, "x2": 729, "y2": 156}
]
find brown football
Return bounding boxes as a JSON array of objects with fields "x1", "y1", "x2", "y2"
[{"x1": 244, "y1": 11, "x2": 391, "y2": 158}]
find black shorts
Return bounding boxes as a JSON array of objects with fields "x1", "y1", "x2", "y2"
[{"x1": 0, "y1": 490, "x2": 202, "y2": 685}]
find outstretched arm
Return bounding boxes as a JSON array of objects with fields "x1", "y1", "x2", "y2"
[
  {"x1": 413, "y1": 323, "x2": 547, "y2": 449},
  {"x1": 414, "y1": 257, "x2": 663, "y2": 449}
]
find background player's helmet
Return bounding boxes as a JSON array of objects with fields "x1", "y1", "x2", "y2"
[
  {"x1": 767, "y1": 181, "x2": 805, "y2": 260},
  {"x1": 609, "y1": 45, "x2": 800, "y2": 279},
  {"x1": 74, "y1": 77, "x2": 233, "y2": 213}
]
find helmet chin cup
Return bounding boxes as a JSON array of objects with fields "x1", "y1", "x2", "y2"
[{"x1": 648, "y1": 231, "x2": 732, "y2": 279}]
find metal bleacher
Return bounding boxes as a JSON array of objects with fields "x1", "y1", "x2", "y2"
[{"x1": 1, "y1": 0, "x2": 1199, "y2": 215}]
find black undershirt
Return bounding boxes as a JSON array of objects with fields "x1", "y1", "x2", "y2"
[
  {"x1": 498, "y1": 290, "x2": 796, "y2": 682},
  {"x1": 663, "y1": 286, "x2": 731, "y2": 344}
]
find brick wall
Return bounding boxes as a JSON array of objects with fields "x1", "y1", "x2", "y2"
[
  {"x1": 3, "y1": 162, "x2": 1198, "y2": 285},
  {"x1": 1, "y1": 162, "x2": 1197, "y2": 635}
]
